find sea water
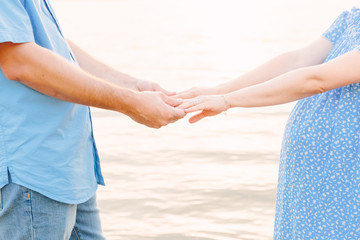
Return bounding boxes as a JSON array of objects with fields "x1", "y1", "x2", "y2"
[{"x1": 51, "y1": 0, "x2": 357, "y2": 239}]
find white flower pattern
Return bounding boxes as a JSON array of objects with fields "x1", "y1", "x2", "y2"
[{"x1": 274, "y1": 7, "x2": 360, "y2": 240}]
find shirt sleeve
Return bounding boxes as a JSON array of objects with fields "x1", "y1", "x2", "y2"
[
  {"x1": 322, "y1": 11, "x2": 349, "y2": 45},
  {"x1": 0, "y1": 0, "x2": 34, "y2": 44}
]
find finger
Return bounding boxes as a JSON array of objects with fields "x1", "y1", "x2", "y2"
[
  {"x1": 184, "y1": 103, "x2": 206, "y2": 113},
  {"x1": 173, "y1": 90, "x2": 195, "y2": 99},
  {"x1": 178, "y1": 96, "x2": 205, "y2": 110},
  {"x1": 153, "y1": 84, "x2": 176, "y2": 96},
  {"x1": 173, "y1": 108, "x2": 186, "y2": 119},
  {"x1": 177, "y1": 100, "x2": 194, "y2": 110},
  {"x1": 162, "y1": 107, "x2": 186, "y2": 125},
  {"x1": 162, "y1": 95, "x2": 183, "y2": 107},
  {"x1": 166, "y1": 91, "x2": 177, "y2": 96},
  {"x1": 189, "y1": 112, "x2": 208, "y2": 123}
]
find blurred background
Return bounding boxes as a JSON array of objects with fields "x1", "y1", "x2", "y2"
[{"x1": 52, "y1": 0, "x2": 358, "y2": 239}]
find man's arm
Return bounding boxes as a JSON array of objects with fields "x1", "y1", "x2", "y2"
[
  {"x1": 175, "y1": 37, "x2": 333, "y2": 98},
  {"x1": 67, "y1": 40, "x2": 174, "y2": 94},
  {"x1": 0, "y1": 42, "x2": 185, "y2": 128}
]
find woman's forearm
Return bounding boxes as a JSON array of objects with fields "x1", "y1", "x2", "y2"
[
  {"x1": 225, "y1": 66, "x2": 321, "y2": 107},
  {"x1": 216, "y1": 37, "x2": 333, "y2": 94},
  {"x1": 225, "y1": 49, "x2": 360, "y2": 108},
  {"x1": 217, "y1": 51, "x2": 302, "y2": 94}
]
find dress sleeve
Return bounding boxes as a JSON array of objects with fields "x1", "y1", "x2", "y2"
[
  {"x1": 322, "y1": 11, "x2": 349, "y2": 45},
  {"x1": 0, "y1": 0, "x2": 34, "y2": 44}
]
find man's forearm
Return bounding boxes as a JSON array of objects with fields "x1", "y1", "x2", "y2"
[
  {"x1": 67, "y1": 40, "x2": 139, "y2": 90},
  {"x1": 0, "y1": 42, "x2": 137, "y2": 114}
]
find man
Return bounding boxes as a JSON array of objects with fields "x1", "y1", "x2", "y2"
[{"x1": 0, "y1": 0, "x2": 185, "y2": 239}]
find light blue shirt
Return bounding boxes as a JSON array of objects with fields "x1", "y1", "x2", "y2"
[{"x1": 0, "y1": 0, "x2": 104, "y2": 204}]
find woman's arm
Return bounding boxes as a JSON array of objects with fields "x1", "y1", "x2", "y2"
[
  {"x1": 67, "y1": 40, "x2": 174, "y2": 94},
  {"x1": 175, "y1": 37, "x2": 333, "y2": 98},
  {"x1": 180, "y1": 49, "x2": 360, "y2": 123}
]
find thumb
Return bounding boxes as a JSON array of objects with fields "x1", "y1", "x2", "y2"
[
  {"x1": 189, "y1": 112, "x2": 207, "y2": 123},
  {"x1": 173, "y1": 107, "x2": 186, "y2": 119},
  {"x1": 154, "y1": 84, "x2": 176, "y2": 96}
]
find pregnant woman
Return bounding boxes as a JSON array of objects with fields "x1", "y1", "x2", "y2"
[{"x1": 177, "y1": 7, "x2": 360, "y2": 239}]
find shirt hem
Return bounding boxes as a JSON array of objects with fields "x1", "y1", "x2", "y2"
[
  {"x1": 10, "y1": 180, "x2": 98, "y2": 205},
  {"x1": 5, "y1": 167, "x2": 99, "y2": 205},
  {"x1": 0, "y1": 30, "x2": 35, "y2": 44}
]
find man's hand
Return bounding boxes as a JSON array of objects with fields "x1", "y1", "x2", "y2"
[
  {"x1": 136, "y1": 79, "x2": 175, "y2": 96},
  {"x1": 128, "y1": 91, "x2": 185, "y2": 128},
  {"x1": 0, "y1": 42, "x2": 185, "y2": 128}
]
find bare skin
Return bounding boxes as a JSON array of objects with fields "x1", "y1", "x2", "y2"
[
  {"x1": 0, "y1": 42, "x2": 185, "y2": 129},
  {"x1": 176, "y1": 37, "x2": 360, "y2": 123},
  {"x1": 67, "y1": 40, "x2": 175, "y2": 94}
]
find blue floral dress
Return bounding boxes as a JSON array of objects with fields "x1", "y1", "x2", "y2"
[{"x1": 274, "y1": 8, "x2": 360, "y2": 240}]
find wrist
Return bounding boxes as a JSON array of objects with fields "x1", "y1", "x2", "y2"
[
  {"x1": 215, "y1": 83, "x2": 230, "y2": 95},
  {"x1": 108, "y1": 69, "x2": 140, "y2": 90},
  {"x1": 134, "y1": 78, "x2": 142, "y2": 88},
  {"x1": 221, "y1": 94, "x2": 231, "y2": 110},
  {"x1": 134, "y1": 78, "x2": 148, "y2": 91},
  {"x1": 114, "y1": 87, "x2": 141, "y2": 114}
]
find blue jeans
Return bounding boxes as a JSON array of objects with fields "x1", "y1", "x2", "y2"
[{"x1": 0, "y1": 183, "x2": 105, "y2": 240}]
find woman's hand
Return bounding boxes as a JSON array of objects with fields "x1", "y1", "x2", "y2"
[
  {"x1": 178, "y1": 95, "x2": 230, "y2": 123},
  {"x1": 173, "y1": 86, "x2": 219, "y2": 99}
]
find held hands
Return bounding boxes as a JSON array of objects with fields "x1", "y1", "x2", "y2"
[
  {"x1": 128, "y1": 82, "x2": 230, "y2": 127},
  {"x1": 178, "y1": 95, "x2": 230, "y2": 123},
  {"x1": 129, "y1": 91, "x2": 185, "y2": 129},
  {"x1": 124, "y1": 79, "x2": 184, "y2": 128}
]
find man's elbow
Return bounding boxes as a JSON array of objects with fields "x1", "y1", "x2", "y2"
[
  {"x1": 0, "y1": 42, "x2": 33, "y2": 81},
  {"x1": 1, "y1": 62, "x2": 23, "y2": 81}
]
